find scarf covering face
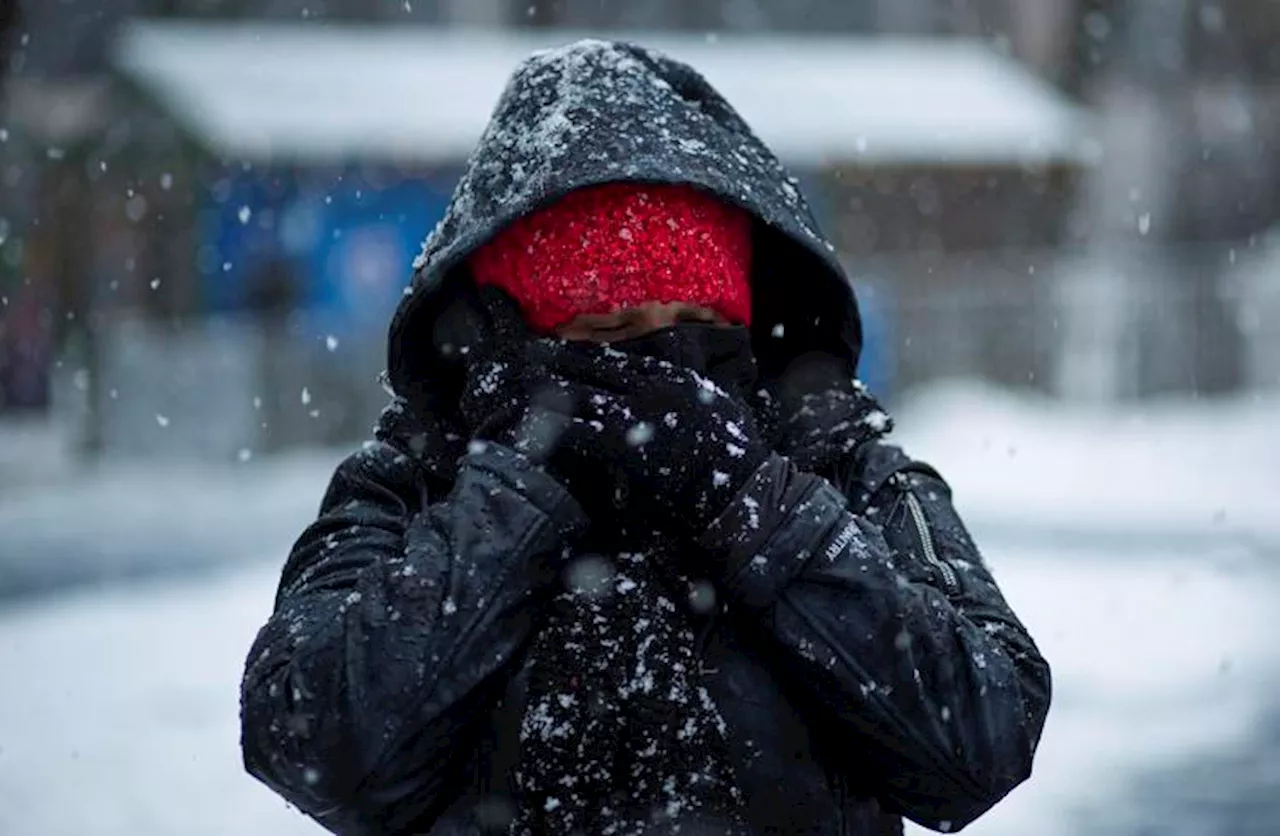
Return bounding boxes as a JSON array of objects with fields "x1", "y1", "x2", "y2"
[{"x1": 510, "y1": 327, "x2": 754, "y2": 836}]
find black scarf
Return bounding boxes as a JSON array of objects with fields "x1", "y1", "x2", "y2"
[
  {"x1": 513, "y1": 551, "x2": 748, "y2": 836},
  {"x1": 512, "y1": 326, "x2": 754, "y2": 836}
]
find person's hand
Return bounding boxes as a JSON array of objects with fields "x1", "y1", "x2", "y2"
[
  {"x1": 456, "y1": 286, "x2": 536, "y2": 443},
  {"x1": 773, "y1": 384, "x2": 893, "y2": 472},
  {"x1": 448, "y1": 292, "x2": 622, "y2": 522},
  {"x1": 536, "y1": 343, "x2": 770, "y2": 537}
]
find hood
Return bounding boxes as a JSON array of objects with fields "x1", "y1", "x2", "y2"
[{"x1": 387, "y1": 38, "x2": 862, "y2": 401}]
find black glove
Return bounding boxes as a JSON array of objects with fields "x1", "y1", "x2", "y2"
[
  {"x1": 537, "y1": 342, "x2": 770, "y2": 537},
  {"x1": 773, "y1": 383, "x2": 894, "y2": 472},
  {"x1": 447, "y1": 290, "x2": 624, "y2": 522},
  {"x1": 455, "y1": 286, "x2": 537, "y2": 443}
]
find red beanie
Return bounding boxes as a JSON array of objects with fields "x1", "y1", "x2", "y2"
[{"x1": 469, "y1": 183, "x2": 752, "y2": 333}]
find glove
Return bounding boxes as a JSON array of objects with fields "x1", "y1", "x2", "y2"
[
  {"x1": 773, "y1": 383, "x2": 894, "y2": 472},
  {"x1": 455, "y1": 286, "x2": 536, "y2": 442},
  {"x1": 449, "y1": 289, "x2": 624, "y2": 522},
  {"x1": 536, "y1": 342, "x2": 770, "y2": 537}
]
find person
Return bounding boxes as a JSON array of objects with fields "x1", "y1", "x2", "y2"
[{"x1": 240, "y1": 39, "x2": 1050, "y2": 836}]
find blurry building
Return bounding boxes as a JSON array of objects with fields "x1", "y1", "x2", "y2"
[
  {"x1": 5, "y1": 0, "x2": 1280, "y2": 460},
  {"x1": 1044, "y1": 0, "x2": 1280, "y2": 400},
  {"x1": 77, "y1": 22, "x2": 1086, "y2": 459}
]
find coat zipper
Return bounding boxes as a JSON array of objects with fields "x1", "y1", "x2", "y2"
[{"x1": 895, "y1": 475, "x2": 960, "y2": 596}]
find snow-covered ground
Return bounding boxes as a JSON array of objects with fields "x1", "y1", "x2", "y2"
[
  {"x1": 0, "y1": 566, "x2": 312, "y2": 836},
  {"x1": 0, "y1": 448, "x2": 337, "y2": 599},
  {"x1": 895, "y1": 381, "x2": 1280, "y2": 552},
  {"x1": 1, "y1": 382, "x2": 1278, "y2": 834}
]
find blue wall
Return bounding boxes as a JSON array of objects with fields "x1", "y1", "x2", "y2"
[{"x1": 200, "y1": 166, "x2": 458, "y2": 341}]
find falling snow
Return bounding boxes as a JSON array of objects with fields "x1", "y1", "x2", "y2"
[{"x1": 626, "y1": 421, "x2": 655, "y2": 447}]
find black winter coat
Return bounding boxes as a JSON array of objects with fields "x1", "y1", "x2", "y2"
[
  {"x1": 242, "y1": 437, "x2": 1049, "y2": 835},
  {"x1": 240, "y1": 38, "x2": 1050, "y2": 835}
]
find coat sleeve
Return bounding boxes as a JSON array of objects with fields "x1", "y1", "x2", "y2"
[
  {"x1": 697, "y1": 444, "x2": 1051, "y2": 832},
  {"x1": 240, "y1": 441, "x2": 588, "y2": 834}
]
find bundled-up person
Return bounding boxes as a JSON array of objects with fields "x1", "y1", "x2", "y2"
[{"x1": 240, "y1": 39, "x2": 1051, "y2": 836}]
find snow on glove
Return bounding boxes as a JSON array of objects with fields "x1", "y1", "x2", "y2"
[
  {"x1": 450, "y1": 299, "x2": 622, "y2": 524},
  {"x1": 456, "y1": 286, "x2": 538, "y2": 443},
  {"x1": 774, "y1": 383, "x2": 894, "y2": 472},
  {"x1": 538, "y1": 343, "x2": 770, "y2": 536}
]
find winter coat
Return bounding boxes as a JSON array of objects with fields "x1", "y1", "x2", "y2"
[{"x1": 240, "y1": 39, "x2": 1051, "y2": 835}]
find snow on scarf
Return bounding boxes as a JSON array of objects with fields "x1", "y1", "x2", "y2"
[{"x1": 512, "y1": 551, "x2": 749, "y2": 836}]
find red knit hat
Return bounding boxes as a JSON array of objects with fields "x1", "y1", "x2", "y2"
[{"x1": 469, "y1": 183, "x2": 752, "y2": 333}]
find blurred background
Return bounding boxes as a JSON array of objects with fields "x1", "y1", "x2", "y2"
[{"x1": 1, "y1": 1, "x2": 1279, "y2": 834}]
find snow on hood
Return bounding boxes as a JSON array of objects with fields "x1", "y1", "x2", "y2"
[{"x1": 386, "y1": 38, "x2": 862, "y2": 399}]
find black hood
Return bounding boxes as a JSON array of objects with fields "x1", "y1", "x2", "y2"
[{"x1": 387, "y1": 38, "x2": 862, "y2": 400}]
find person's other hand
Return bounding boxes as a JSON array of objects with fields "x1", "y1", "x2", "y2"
[{"x1": 538, "y1": 343, "x2": 769, "y2": 537}]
